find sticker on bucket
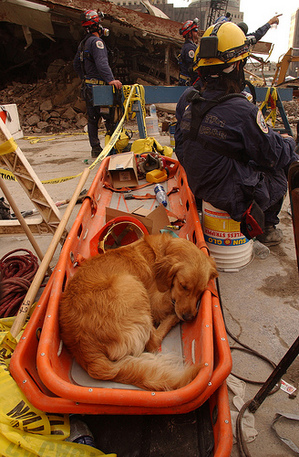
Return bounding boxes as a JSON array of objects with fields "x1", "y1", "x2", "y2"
[{"x1": 202, "y1": 201, "x2": 253, "y2": 270}]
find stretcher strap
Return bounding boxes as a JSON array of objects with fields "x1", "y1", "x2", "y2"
[{"x1": 103, "y1": 181, "x2": 154, "y2": 193}]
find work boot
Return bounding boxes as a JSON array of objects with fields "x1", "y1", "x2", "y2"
[
  {"x1": 256, "y1": 225, "x2": 283, "y2": 246},
  {"x1": 91, "y1": 145, "x2": 103, "y2": 158}
]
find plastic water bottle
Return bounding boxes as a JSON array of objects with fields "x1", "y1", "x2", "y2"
[
  {"x1": 150, "y1": 104, "x2": 157, "y2": 117},
  {"x1": 253, "y1": 239, "x2": 270, "y2": 259},
  {"x1": 149, "y1": 104, "x2": 159, "y2": 136},
  {"x1": 154, "y1": 184, "x2": 167, "y2": 207},
  {"x1": 66, "y1": 416, "x2": 97, "y2": 448}
]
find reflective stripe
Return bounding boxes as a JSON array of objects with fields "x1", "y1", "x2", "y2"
[
  {"x1": 179, "y1": 74, "x2": 189, "y2": 81},
  {"x1": 84, "y1": 79, "x2": 105, "y2": 85}
]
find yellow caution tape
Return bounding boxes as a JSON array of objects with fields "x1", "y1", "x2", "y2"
[
  {"x1": 92, "y1": 84, "x2": 148, "y2": 165},
  {"x1": 0, "y1": 317, "x2": 116, "y2": 457},
  {"x1": 40, "y1": 173, "x2": 83, "y2": 185},
  {"x1": 0, "y1": 167, "x2": 82, "y2": 185},
  {"x1": 0, "y1": 168, "x2": 16, "y2": 181},
  {"x1": 0, "y1": 138, "x2": 18, "y2": 156},
  {"x1": 24, "y1": 132, "x2": 89, "y2": 144},
  {"x1": 122, "y1": 84, "x2": 146, "y2": 122},
  {"x1": 0, "y1": 85, "x2": 148, "y2": 183}
]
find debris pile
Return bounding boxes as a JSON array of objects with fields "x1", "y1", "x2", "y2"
[
  {"x1": 0, "y1": 71, "x2": 176, "y2": 135},
  {"x1": 282, "y1": 100, "x2": 299, "y2": 134},
  {"x1": 0, "y1": 59, "x2": 87, "y2": 135}
]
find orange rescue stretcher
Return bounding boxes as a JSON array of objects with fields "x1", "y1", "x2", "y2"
[{"x1": 10, "y1": 155, "x2": 233, "y2": 456}]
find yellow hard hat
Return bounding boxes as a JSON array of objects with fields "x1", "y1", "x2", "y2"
[{"x1": 193, "y1": 22, "x2": 250, "y2": 70}]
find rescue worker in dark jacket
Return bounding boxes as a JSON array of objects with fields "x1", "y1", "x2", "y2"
[
  {"x1": 178, "y1": 19, "x2": 199, "y2": 86},
  {"x1": 73, "y1": 10, "x2": 122, "y2": 158},
  {"x1": 238, "y1": 14, "x2": 282, "y2": 42},
  {"x1": 175, "y1": 22, "x2": 298, "y2": 246}
]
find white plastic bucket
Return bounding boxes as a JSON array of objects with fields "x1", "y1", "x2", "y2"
[
  {"x1": 202, "y1": 201, "x2": 253, "y2": 271},
  {"x1": 145, "y1": 116, "x2": 159, "y2": 137}
]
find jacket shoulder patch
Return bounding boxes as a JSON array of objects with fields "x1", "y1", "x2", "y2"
[
  {"x1": 188, "y1": 49, "x2": 195, "y2": 59},
  {"x1": 96, "y1": 40, "x2": 105, "y2": 49},
  {"x1": 256, "y1": 110, "x2": 269, "y2": 133}
]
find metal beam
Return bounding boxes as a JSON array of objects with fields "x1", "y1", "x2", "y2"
[{"x1": 92, "y1": 85, "x2": 293, "y2": 106}]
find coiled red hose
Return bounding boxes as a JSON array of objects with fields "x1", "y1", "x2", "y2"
[{"x1": 0, "y1": 249, "x2": 39, "y2": 318}]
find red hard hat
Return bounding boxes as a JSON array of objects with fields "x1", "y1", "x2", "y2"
[
  {"x1": 179, "y1": 19, "x2": 198, "y2": 37},
  {"x1": 81, "y1": 10, "x2": 102, "y2": 28},
  {"x1": 89, "y1": 216, "x2": 149, "y2": 255}
]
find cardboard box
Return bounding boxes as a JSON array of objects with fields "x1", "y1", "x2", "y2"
[
  {"x1": 108, "y1": 152, "x2": 138, "y2": 189},
  {"x1": 106, "y1": 204, "x2": 169, "y2": 235}
]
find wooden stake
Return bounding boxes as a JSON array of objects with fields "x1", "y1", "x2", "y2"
[
  {"x1": 0, "y1": 177, "x2": 52, "y2": 276},
  {"x1": 8, "y1": 168, "x2": 90, "y2": 340}
]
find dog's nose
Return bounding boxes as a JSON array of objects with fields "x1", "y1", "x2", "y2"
[{"x1": 182, "y1": 312, "x2": 195, "y2": 322}]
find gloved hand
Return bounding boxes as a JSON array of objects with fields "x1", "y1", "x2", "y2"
[{"x1": 240, "y1": 201, "x2": 265, "y2": 239}]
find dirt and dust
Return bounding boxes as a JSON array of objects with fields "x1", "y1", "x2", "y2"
[{"x1": 258, "y1": 267, "x2": 299, "y2": 301}]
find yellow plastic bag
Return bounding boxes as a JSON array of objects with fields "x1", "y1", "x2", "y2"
[
  {"x1": 131, "y1": 137, "x2": 173, "y2": 157},
  {"x1": 0, "y1": 317, "x2": 116, "y2": 457},
  {"x1": 0, "y1": 421, "x2": 115, "y2": 456}
]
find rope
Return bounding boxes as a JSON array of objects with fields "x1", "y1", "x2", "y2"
[
  {"x1": 259, "y1": 87, "x2": 278, "y2": 128},
  {"x1": 0, "y1": 249, "x2": 39, "y2": 317}
]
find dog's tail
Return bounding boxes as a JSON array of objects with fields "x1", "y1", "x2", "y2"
[{"x1": 85, "y1": 352, "x2": 200, "y2": 391}]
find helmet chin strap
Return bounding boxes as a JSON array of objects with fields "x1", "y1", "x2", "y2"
[
  {"x1": 201, "y1": 58, "x2": 247, "y2": 91},
  {"x1": 236, "y1": 59, "x2": 247, "y2": 91},
  {"x1": 222, "y1": 63, "x2": 236, "y2": 73}
]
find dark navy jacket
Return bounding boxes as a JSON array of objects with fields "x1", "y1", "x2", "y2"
[
  {"x1": 249, "y1": 23, "x2": 271, "y2": 42},
  {"x1": 175, "y1": 86, "x2": 297, "y2": 223},
  {"x1": 179, "y1": 39, "x2": 198, "y2": 84},
  {"x1": 73, "y1": 34, "x2": 115, "y2": 83}
]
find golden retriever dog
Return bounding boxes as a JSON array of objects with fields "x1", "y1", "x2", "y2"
[{"x1": 59, "y1": 233, "x2": 218, "y2": 391}]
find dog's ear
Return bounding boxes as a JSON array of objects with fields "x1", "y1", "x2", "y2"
[{"x1": 154, "y1": 256, "x2": 179, "y2": 292}]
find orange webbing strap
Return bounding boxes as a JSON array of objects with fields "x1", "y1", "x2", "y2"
[{"x1": 103, "y1": 181, "x2": 154, "y2": 193}]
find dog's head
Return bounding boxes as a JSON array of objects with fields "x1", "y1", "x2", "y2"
[{"x1": 147, "y1": 234, "x2": 218, "y2": 322}]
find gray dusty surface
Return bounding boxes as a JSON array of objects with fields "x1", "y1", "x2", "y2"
[{"x1": 0, "y1": 128, "x2": 298, "y2": 457}]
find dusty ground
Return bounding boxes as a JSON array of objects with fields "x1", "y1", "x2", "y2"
[
  {"x1": 0, "y1": 123, "x2": 298, "y2": 456},
  {"x1": 220, "y1": 193, "x2": 299, "y2": 457}
]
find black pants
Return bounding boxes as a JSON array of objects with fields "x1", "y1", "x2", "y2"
[
  {"x1": 82, "y1": 83, "x2": 114, "y2": 148},
  {"x1": 82, "y1": 84, "x2": 102, "y2": 148}
]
